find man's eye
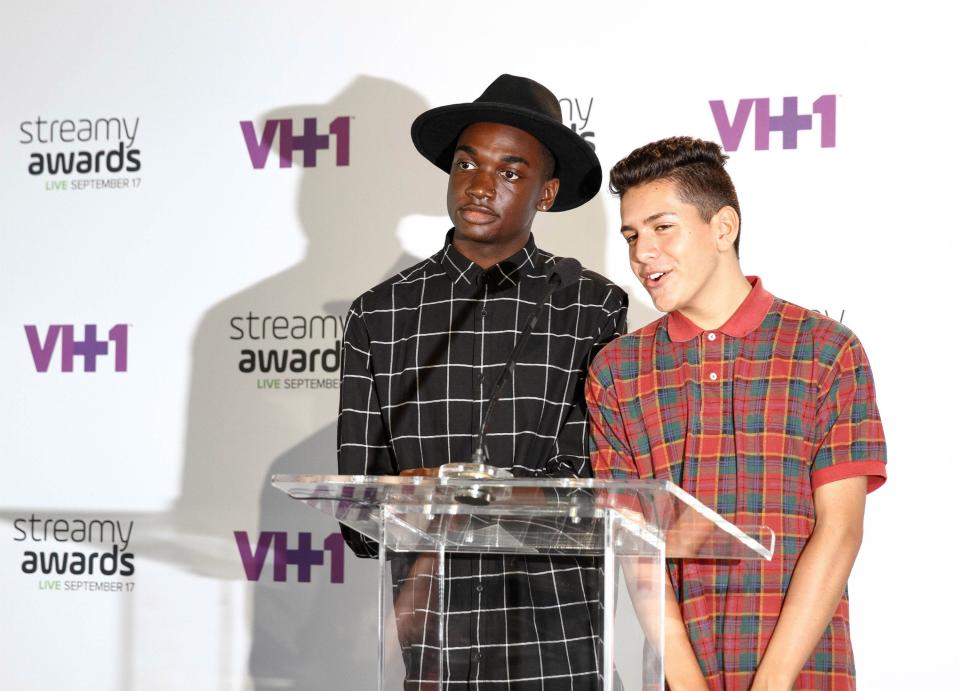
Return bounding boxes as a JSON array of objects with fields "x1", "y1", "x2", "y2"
[
  {"x1": 501, "y1": 170, "x2": 520, "y2": 181},
  {"x1": 655, "y1": 224, "x2": 672, "y2": 232},
  {"x1": 455, "y1": 160, "x2": 475, "y2": 171},
  {"x1": 623, "y1": 235, "x2": 637, "y2": 244}
]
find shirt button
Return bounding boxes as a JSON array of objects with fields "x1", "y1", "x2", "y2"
[
  {"x1": 478, "y1": 373, "x2": 485, "y2": 382},
  {"x1": 707, "y1": 332, "x2": 717, "y2": 341},
  {"x1": 476, "y1": 584, "x2": 483, "y2": 592},
  {"x1": 476, "y1": 651, "x2": 484, "y2": 660},
  {"x1": 708, "y1": 372, "x2": 718, "y2": 381},
  {"x1": 480, "y1": 309, "x2": 487, "y2": 317}
]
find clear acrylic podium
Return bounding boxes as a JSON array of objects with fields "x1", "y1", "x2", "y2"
[{"x1": 273, "y1": 473, "x2": 774, "y2": 690}]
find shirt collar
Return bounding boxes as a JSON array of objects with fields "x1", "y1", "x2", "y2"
[
  {"x1": 666, "y1": 276, "x2": 774, "y2": 342},
  {"x1": 439, "y1": 229, "x2": 543, "y2": 290}
]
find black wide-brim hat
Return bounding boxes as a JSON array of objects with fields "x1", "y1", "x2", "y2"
[{"x1": 410, "y1": 74, "x2": 601, "y2": 212}]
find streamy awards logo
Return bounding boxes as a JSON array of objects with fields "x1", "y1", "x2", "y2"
[
  {"x1": 19, "y1": 115, "x2": 143, "y2": 191},
  {"x1": 709, "y1": 95, "x2": 837, "y2": 151},
  {"x1": 230, "y1": 311, "x2": 344, "y2": 391},
  {"x1": 13, "y1": 514, "x2": 137, "y2": 593}
]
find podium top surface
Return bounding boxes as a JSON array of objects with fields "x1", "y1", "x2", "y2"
[{"x1": 273, "y1": 474, "x2": 774, "y2": 560}]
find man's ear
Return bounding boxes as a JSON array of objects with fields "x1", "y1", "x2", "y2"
[
  {"x1": 537, "y1": 178, "x2": 560, "y2": 212},
  {"x1": 714, "y1": 206, "x2": 740, "y2": 252}
]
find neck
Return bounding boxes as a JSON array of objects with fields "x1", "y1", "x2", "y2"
[
  {"x1": 678, "y1": 260, "x2": 752, "y2": 330},
  {"x1": 452, "y1": 231, "x2": 531, "y2": 269}
]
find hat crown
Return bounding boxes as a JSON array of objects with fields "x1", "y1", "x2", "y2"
[{"x1": 473, "y1": 74, "x2": 562, "y2": 123}]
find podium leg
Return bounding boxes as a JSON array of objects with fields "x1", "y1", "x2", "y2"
[{"x1": 603, "y1": 509, "x2": 615, "y2": 691}]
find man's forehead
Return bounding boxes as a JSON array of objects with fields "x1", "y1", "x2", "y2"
[{"x1": 620, "y1": 180, "x2": 689, "y2": 223}]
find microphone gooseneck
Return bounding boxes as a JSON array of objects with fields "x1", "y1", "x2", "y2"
[{"x1": 471, "y1": 258, "x2": 583, "y2": 465}]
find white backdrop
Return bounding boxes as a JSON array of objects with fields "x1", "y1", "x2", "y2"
[{"x1": 1, "y1": 1, "x2": 956, "y2": 688}]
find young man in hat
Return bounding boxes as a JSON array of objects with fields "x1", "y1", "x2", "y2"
[
  {"x1": 338, "y1": 74, "x2": 628, "y2": 688},
  {"x1": 586, "y1": 137, "x2": 886, "y2": 690}
]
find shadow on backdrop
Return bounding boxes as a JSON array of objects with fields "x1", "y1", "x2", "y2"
[{"x1": 175, "y1": 76, "x2": 437, "y2": 690}]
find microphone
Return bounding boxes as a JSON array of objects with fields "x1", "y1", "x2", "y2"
[{"x1": 471, "y1": 258, "x2": 582, "y2": 465}]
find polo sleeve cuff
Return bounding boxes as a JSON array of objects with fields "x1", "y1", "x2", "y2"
[{"x1": 811, "y1": 460, "x2": 887, "y2": 493}]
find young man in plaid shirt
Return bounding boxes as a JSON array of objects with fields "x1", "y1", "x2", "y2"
[
  {"x1": 338, "y1": 75, "x2": 628, "y2": 688},
  {"x1": 586, "y1": 137, "x2": 886, "y2": 690}
]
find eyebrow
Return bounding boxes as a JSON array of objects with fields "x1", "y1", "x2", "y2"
[
  {"x1": 621, "y1": 211, "x2": 676, "y2": 233},
  {"x1": 454, "y1": 145, "x2": 530, "y2": 167}
]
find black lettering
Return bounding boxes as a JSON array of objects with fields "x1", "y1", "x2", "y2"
[
  {"x1": 323, "y1": 341, "x2": 341, "y2": 372},
  {"x1": 21, "y1": 551, "x2": 37, "y2": 574},
  {"x1": 272, "y1": 316, "x2": 289, "y2": 339},
  {"x1": 28, "y1": 153, "x2": 44, "y2": 175},
  {"x1": 126, "y1": 148, "x2": 141, "y2": 172},
  {"x1": 119, "y1": 553, "x2": 135, "y2": 576},
  {"x1": 259, "y1": 350, "x2": 288, "y2": 372},
  {"x1": 14, "y1": 518, "x2": 26, "y2": 541},
  {"x1": 77, "y1": 119, "x2": 92, "y2": 142},
  {"x1": 49, "y1": 152, "x2": 78, "y2": 174},
  {"x1": 39, "y1": 551, "x2": 70, "y2": 575},
  {"x1": 74, "y1": 151, "x2": 91, "y2": 174},
  {"x1": 93, "y1": 149, "x2": 106, "y2": 172},
  {"x1": 70, "y1": 553, "x2": 87, "y2": 575},
  {"x1": 106, "y1": 142, "x2": 124, "y2": 173},
  {"x1": 239, "y1": 349, "x2": 255, "y2": 373},
  {"x1": 20, "y1": 120, "x2": 32, "y2": 144},
  {"x1": 100, "y1": 544, "x2": 118, "y2": 576},
  {"x1": 289, "y1": 349, "x2": 306, "y2": 373},
  {"x1": 60, "y1": 119, "x2": 75, "y2": 142},
  {"x1": 246, "y1": 311, "x2": 259, "y2": 340},
  {"x1": 230, "y1": 317, "x2": 244, "y2": 340},
  {"x1": 290, "y1": 316, "x2": 307, "y2": 339}
]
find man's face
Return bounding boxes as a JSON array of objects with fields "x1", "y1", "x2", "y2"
[
  {"x1": 446, "y1": 122, "x2": 558, "y2": 259},
  {"x1": 620, "y1": 179, "x2": 723, "y2": 315}
]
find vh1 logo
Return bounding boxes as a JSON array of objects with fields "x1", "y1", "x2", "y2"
[
  {"x1": 234, "y1": 530, "x2": 345, "y2": 584},
  {"x1": 709, "y1": 95, "x2": 836, "y2": 151},
  {"x1": 240, "y1": 116, "x2": 350, "y2": 169},
  {"x1": 24, "y1": 324, "x2": 128, "y2": 373}
]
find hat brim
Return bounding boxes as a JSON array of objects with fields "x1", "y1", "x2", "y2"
[{"x1": 411, "y1": 103, "x2": 601, "y2": 212}]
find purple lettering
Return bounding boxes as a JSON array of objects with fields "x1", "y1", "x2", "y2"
[
  {"x1": 813, "y1": 95, "x2": 837, "y2": 148},
  {"x1": 286, "y1": 532, "x2": 326, "y2": 583},
  {"x1": 24, "y1": 324, "x2": 61, "y2": 372},
  {"x1": 329, "y1": 116, "x2": 350, "y2": 166},
  {"x1": 324, "y1": 532, "x2": 345, "y2": 583},
  {"x1": 753, "y1": 98, "x2": 771, "y2": 151},
  {"x1": 709, "y1": 99, "x2": 754, "y2": 152},
  {"x1": 240, "y1": 120, "x2": 280, "y2": 169},
  {"x1": 109, "y1": 324, "x2": 128, "y2": 372},
  {"x1": 768, "y1": 96, "x2": 813, "y2": 150},
  {"x1": 73, "y1": 324, "x2": 109, "y2": 372},
  {"x1": 234, "y1": 530, "x2": 276, "y2": 581}
]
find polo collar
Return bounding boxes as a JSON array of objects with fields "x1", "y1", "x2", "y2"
[
  {"x1": 439, "y1": 229, "x2": 542, "y2": 290},
  {"x1": 667, "y1": 276, "x2": 774, "y2": 342}
]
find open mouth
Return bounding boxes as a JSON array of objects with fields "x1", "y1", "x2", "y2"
[{"x1": 645, "y1": 270, "x2": 670, "y2": 286}]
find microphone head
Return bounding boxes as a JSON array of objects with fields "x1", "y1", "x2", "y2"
[{"x1": 551, "y1": 258, "x2": 582, "y2": 288}]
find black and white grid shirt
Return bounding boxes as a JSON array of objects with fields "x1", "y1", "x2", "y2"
[{"x1": 338, "y1": 230, "x2": 627, "y2": 689}]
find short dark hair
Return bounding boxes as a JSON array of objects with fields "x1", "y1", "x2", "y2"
[{"x1": 609, "y1": 137, "x2": 742, "y2": 254}]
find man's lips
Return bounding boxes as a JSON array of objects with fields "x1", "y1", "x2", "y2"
[
  {"x1": 642, "y1": 269, "x2": 672, "y2": 289},
  {"x1": 459, "y1": 204, "x2": 498, "y2": 224}
]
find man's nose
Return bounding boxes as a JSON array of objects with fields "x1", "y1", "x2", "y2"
[
  {"x1": 466, "y1": 169, "x2": 495, "y2": 200},
  {"x1": 631, "y1": 233, "x2": 659, "y2": 263}
]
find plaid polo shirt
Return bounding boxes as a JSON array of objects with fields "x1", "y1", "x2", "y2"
[
  {"x1": 338, "y1": 229, "x2": 628, "y2": 689},
  {"x1": 586, "y1": 277, "x2": 886, "y2": 690}
]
